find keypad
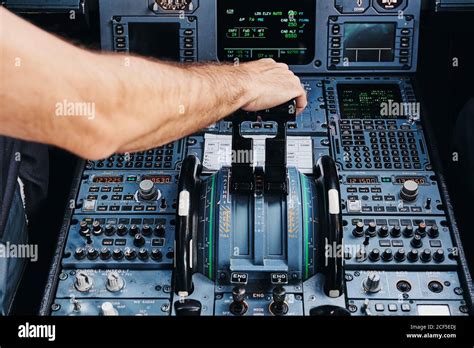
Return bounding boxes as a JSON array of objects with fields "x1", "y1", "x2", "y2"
[
  {"x1": 340, "y1": 120, "x2": 423, "y2": 170},
  {"x1": 86, "y1": 141, "x2": 183, "y2": 170}
]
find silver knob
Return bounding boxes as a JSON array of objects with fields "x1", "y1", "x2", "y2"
[
  {"x1": 362, "y1": 272, "x2": 381, "y2": 293},
  {"x1": 138, "y1": 179, "x2": 159, "y2": 200},
  {"x1": 101, "y1": 302, "x2": 119, "y2": 316},
  {"x1": 74, "y1": 271, "x2": 93, "y2": 292},
  {"x1": 106, "y1": 271, "x2": 125, "y2": 292},
  {"x1": 400, "y1": 180, "x2": 419, "y2": 202}
]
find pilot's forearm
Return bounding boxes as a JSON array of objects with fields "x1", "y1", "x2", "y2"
[{"x1": 0, "y1": 8, "x2": 306, "y2": 160}]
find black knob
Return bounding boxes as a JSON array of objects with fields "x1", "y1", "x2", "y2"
[
  {"x1": 403, "y1": 225, "x2": 414, "y2": 238},
  {"x1": 116, "y1": 224, "x2": 127, "y2": 236},
  {"x1": 104, "y1": 224, "x2": 115, "y2": 236},
  {"x1": 75, "y1": 247, "x2": 86, "y2": 260},
  {"x1": 124, "y1": 248, "x2": 137, "y2": 260},
  {"x1": 428, "y1": 225, "x2": 439, "y2": 238},
  {"x1": 378, "y1": 225, "x2": 389, "y2": 238},
  {"x1": 353, "y1": 222, "x2": 365, "y2": 237},
  {"x1": 410, "y1": 235, "x2": 423, "y2": 248},
  {"x1": 366, "y1": 222, "x2": 377, "y2": 237},
  {"x1": 92, "y1": 221, "x2": 102, "y2": 235},
  {"x1": 174, "y1": 299, "x2": 202, "y2": 317},
  {"x1": 369, "y1": 249, "x2": 381, "y2": 262},
  {"x1": 417, "y1": 222, "x2": 427, "y2": 238},
  {"x1": 138, "y1": 248, "x2": 149, "y2": 260},
  {"x1": 151, "y1": 248, "x2": 163, "y2": 260},
  {"x1": 87, "y1": 248, "x2": 99, "y2": 260},
  {"x1": 129, "y1": 224, "x2": 140, "y2": 236},
  {"x1": 112, "y1": 248, "x2": 124, "y2": 260},
  {"x1": 421, "y1": 249, "x2": 432, "y2": 262},
  {"x1": 400, "y1": 180, "x2": 419, "y2": 201},
  {"x1": 395, "y1": 248, "x2": 406, "y2": 262},
  {"x1": 232, "y1": 286, "x2": 246, "y2": 303},
  {"x1": 229, "y1": 287, "x2": 248, "y2": 316},
  {"x1": 100, "y1": 247, "x2": 111, "y2": 260},
  {"x1": 154, "y1": 224, "x2": 166, "y2": 237},
  {"x1": 433, "y1": 249, "x2": 445, "y2": 263},
  {"x1": 270, "y1": 287, "x2": 289, "y2": 316},
  {"x1": 79, "y1": 221, "x2": 90, "y2": 236},
  {"x1": 142, "y1": 224, "x2": 152, "y2": 236},
  {"x1": 408, "y1": 249, "x2": 419, "y2": 262},
  {"x1": 134, "y1": 233, "x2": 146, "y2": 247},
  {"x1": 382, "y1": 248, "x2": 393, "y2": 262},
  {"x1": 390, "y1": 225, "x2": 402, "y2": 238}
]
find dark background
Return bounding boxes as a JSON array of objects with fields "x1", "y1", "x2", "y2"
[{"x1": 8, "y1": 2, "x2": 474, "y2": 314}]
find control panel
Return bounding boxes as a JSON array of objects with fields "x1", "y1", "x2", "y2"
[{"x1": 41, "y1": 0, "x2": 472, "y2": 317}]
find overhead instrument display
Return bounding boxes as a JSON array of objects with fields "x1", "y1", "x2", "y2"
[
  {"x1": 337, "y1": 83, "x2": 403, "y2": 119},
  {"x1": 217, "y1": 0, "x2": 316, "y2": 64}
]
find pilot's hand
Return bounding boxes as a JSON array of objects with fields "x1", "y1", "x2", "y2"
[{"x1": 240, "y1": 58, "x2": 308, "y2": 115}]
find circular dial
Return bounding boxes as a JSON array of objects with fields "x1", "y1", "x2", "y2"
[{"x1": 156, "y1": 0, "x2": 193, "y2": 11}]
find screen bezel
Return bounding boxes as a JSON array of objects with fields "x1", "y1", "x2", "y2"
[{"x1": 216, "y1": 0, "x2": 317, "y2": 65}]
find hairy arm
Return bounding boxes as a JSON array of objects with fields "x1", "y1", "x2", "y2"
[{"x1": 0, "y1": 8, "x2": 307, "y2": 160}]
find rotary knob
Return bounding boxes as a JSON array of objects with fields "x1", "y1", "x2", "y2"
[
  {"x1": 138, "y1": 248, "x2": 149, "y2": 260},
  {"x1": 101, "y1": 302, "x2": 119, "y2": 316},
  {"x1": 151, "y1": 249, "x2": 163, "y2": 260},
  {"x1": 408, "y1": 249, "x2": 419, "y2": 262},
  {"x1": 74, "y1": 271, "x2": 93, "y2": 292},
  {"x1": 378, "y1": 225, "x2": 389, "y2": 238},
  {"x1": 366, "y1": 222, "x2": 377, "y2": 237},
  {"x1": 79, "y1": 221, "x2": 90, "y2": 237},
  {"x1": 363, "y1": 272, "x2": 381, "y2": 293},
  {"x1": 395, "y1": 248, "x2": 406, "y2": 262},
  {"x1": 142, "y1": 224, "x2": 152, "y2": 236},
  {"x1": 104, "y1": 224, "x2": 115, "y2": 236},
  {"x1": 433, "y1": 249, "x2": 445, "y2": 263},
  {"x1": 417, "y1": 222, "x2": 427, "y2": 238},
  {"x1": 154, "y1": 224, "x2": 166, "y2": 237},
  {"x1": 138, "y1": 179, "x2": 159, "y2": 201},
  {"x1": 124, "y1": 247, "x2": 137, "y2": 260},
  {"x1": 390, "y1": 225, "x2": 402, "y2": 238},
  {"x1": 112, "y1": 248, "x2": 124, "y2": 260},
  {"x1": 410, "y1": 235, "x2": 423, "y2": 249},
  {"x1": 74, "y1": 247, "x2": 86, "y2": 260},
  {"x1": 421, "y1": 249, "x2": 432, "y2": 262},
  {"x1": 116, "y1": 224, "x2": 127, "y2": 236},
  {"x1": 100, "y1": 247, "x2": 111, "y2": 260},
  {"x1": 134, "y1": 233, "x2": 146, "y2": 247},
  {"x1": 92, "y1": 221, "x2": 102, "y2": 235},
  {"x1": 369, "y1": 249, "x2": 381, "y2": 262},
  {"x1": 400, "y1": 180, "x2": 419, "y2": 202},
  {"x1": 403, "y1": 225, "x2": 414, "y2": 238},
  {"x1": 353, "y1": 222, "x2": 365, "y2": 237},
  {"x1": 129, "y1": 224, "x2": 140, "y2": 236},
  {"x1": 106, "y1": 272, "x2": 125, "y2": 292},
  {"x1": 428, "y1": 225, "x2": 440, "y2": 238},
  {"x1": 382, "y1": 248, "x2": 393, "y2": 262}
]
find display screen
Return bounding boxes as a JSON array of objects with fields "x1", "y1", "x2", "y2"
[
  {"x1": 217, "y1": 0, "x2": 316, "y2": 64},
  {"x1": 394, "y1": 177, "x2": 427, "y2": 185},
  {"x1": 347, "y1": 176, "x2": 379, "y2": 185},
  {"x1": 337, "y1": 84, "x2": 403, "y2": 119},
  {"x1": 128, "y1": 23, "x2": 180, "y2": 61},
  {"x1": 93, "y1": 176, "x2": 123, "y2": 183},
  {"x1": 142, "y1": 175, "x2": 173, "y2": 184},
  {"x1": 343, "y1": 23, "x2": 396, "y2": 62}
]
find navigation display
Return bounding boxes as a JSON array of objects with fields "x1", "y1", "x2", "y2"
[
  {"x1": 344, "y1": 23, "x2": 396, "y2": 62},
  {"x1": 217, "y1": 0, "x2": 316, "y2": 65},
  {"x1": 337, "y1": 84, "x2": 403, "y2": 119}
]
